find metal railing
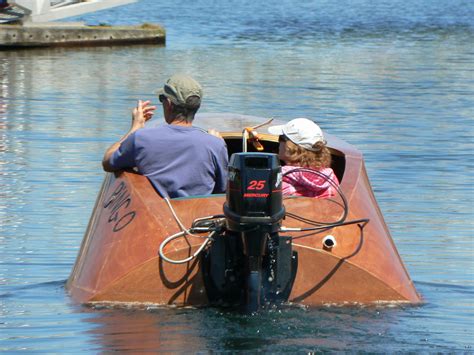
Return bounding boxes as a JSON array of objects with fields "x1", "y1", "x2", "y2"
[{"x1": 4, "y1": 0, "x2": 136, "y2": 23}]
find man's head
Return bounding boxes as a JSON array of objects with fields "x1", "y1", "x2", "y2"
[{"x1": 157, "y1": 74, "x2": 203, "y2": 124}]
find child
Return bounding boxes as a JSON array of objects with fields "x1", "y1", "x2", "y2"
[{"x1": 268, "y1": 118, "x2": 339, "y2": 198}]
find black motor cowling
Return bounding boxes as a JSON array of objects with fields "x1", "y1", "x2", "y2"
[{"x1": 224, "y1": 152, "x2": 285, "y2": 242}]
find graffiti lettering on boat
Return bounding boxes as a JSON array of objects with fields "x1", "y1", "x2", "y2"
[{"x1": 103, "y1": 181, "x2": 136, "y2": 232}]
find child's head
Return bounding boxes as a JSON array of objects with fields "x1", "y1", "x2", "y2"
[{"x1": 268, "y1": 118, "x2": 331, "y2": 168}]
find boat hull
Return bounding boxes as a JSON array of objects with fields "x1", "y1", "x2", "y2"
[{"x1": 67, "y1": 115, "x2": 421, "y2": 306}]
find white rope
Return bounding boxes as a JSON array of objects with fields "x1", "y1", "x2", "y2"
[
  {"x1": 163, "y1": 197, "x2": 202, "y2": 237},
  {"x1": 159, "y1": 231, "x2": 215, "y2": 264},
  {"x1": 160, "y1": 198, "x2": 215, "y2": 264}
]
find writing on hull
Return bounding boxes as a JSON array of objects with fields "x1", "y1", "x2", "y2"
[{"x1": 103, "y1": 181, "x2": 136, "y2": 232}]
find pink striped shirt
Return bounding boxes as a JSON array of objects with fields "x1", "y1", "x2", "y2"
[{"x1": 281, "y1": 165, "x2": 339, "y2": 198}]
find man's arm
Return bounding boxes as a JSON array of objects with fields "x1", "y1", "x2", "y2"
[
  {"x1": 212, "y1": 143, "x2": 229, "y2": 193},
  {"x1": 102, "y1": 100, "x2": 156, "y2": 172}
]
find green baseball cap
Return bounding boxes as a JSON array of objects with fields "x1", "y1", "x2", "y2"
[{"x1": 157, "y1": 74, "x2": 203, "y2": 106}]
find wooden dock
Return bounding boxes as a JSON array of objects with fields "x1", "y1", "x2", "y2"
[{"x1": 0, "y1": 22, "x2": 165, "y2": 48}]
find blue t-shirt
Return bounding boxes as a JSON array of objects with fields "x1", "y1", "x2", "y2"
[{"x1": 109, "y1": 124, "x2": 228, "y2": 198}]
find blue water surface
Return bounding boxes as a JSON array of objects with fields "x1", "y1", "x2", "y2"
[{"x1": 1, "y1": 0, "x2": 473, "y2": 352}]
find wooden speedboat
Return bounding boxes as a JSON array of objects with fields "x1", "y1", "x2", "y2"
[{"x1": 67, "y1": 113, "x2": 421, "y2": 307}]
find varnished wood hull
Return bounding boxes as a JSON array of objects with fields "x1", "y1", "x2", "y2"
[{"x1": 67, "y1": 114, "x2": 421, "y2": 306}]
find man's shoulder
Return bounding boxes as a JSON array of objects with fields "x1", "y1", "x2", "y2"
[
  {"x1": 134, "y1": 124, "x2": 177, "y2": 141},
  {"x1": 190, "y1": 127, "x2": 227, "y2": 146},
  {"x1": 135, "y1": 124, "x2": 226, "y2": 148},
  {"x1": 138, "y1": 124, "x2": 168, "y2": 133}
]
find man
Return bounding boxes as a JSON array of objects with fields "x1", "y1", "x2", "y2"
[{"x1": 102, "y1": 74, "x2": 228, "y2": 198}]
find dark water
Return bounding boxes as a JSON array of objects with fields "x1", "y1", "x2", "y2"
[{"x1": 1, "y1": 0, "x2": 473, "y2": 352}]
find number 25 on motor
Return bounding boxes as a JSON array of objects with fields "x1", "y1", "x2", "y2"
[{"x1": 247, "y1": 180, "x2": 266, "y2": 190}]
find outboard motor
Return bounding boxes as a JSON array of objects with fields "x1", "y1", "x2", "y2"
[{"x1": 202, "y1": 153, "x2": 298, "y2": 311}]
